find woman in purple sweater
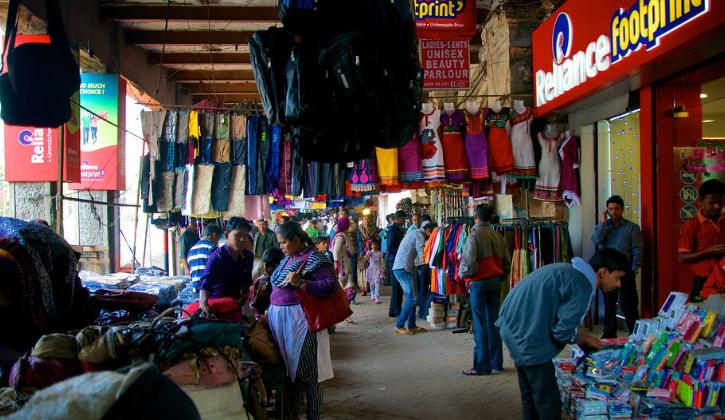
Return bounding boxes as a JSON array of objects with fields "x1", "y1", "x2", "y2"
[{"x1": 268, "y1": 222, "x2": 337, "y2": 420}]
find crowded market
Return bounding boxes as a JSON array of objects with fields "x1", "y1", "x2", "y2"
[{"x1": 0, "y1": 0, "x2": 724, "y2": 419}]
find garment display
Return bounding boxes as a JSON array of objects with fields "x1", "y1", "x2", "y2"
[
  {"x1": 141, "y1": 110, "x2": 167, "y2": 162},
  {"x1": 267, "y1": 124, "x2": 282, "y2": 194},
  {"x1": 559, "y1": 132, "x2": 581, "y2": 207},
  {"x1": 534, "y1": 132, "x2": 564, "y2": 201},
  {"x1": 486, "y1": 108, "x2": 515, "y2": 174},
  {"x1": 177, "y1": 111, "x2": 189, "y2": 143},
  {"x1": 215, "y1": 112, "x2": 230, "y2": 141},
  {"x1": 211, "y1": 162, "x2": 232, "y2": 212},
  {"x1": 424, "y1": 224, "x2": 468, "y2": 296},
  {"x1": 510, "y1": 107, "x2": 536, "y2": 179},
  {"x1": 246, "y1": 114, "x2": 259, "y2": 195},
  {"x1": 304, "y1": 161, "x2": 320, "y2": 198},
  {"x1": 256, "y1": 116, "x2": 271, "y2": 195},
  {"x1": 350, "y1": 159, "x2": 379, "y2": 193},
  {"x1": 277, "y1": 132, "x2": 292, "y2": 197},
  {"x1": 398, "y1": 136, "x2": 423, "y2": 182},
  {"x1": 440, "y1": 109, "x2": 469, "y2": 181},
  {"x1": 225, "y1": 165, "x2": 246, "y2": 219},
  {"x1": 420, "y1": 108, "x2": 446, "y2": 182},
  {"x1": 463, "y1": 110, "x2": 490, "y2": 180},
  {"x1": 375, "y1": 147, "x2": 399, "y2": 186},
  {"x1": 191, "y1": 164, "x2": 214, "y2": 215}
]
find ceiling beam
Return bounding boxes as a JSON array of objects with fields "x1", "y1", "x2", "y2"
[
  {"x1": 183, "y1": 83, "x2": 259, "y2": 95},
  {"x1": 195, "y1": 93, "x2": 262, "y2": 102},
  {"x1": 149, "y1": 52, "x2": 250, "y2": 65},
  {"x1": 100, "y1": 6, "x2": 277, "y2": 21},
  {"x1": 126, "y1": 31, "x2": 254, "y2": 45},
  {"x1": 169, "y1": 69, "x2": 255, "y2": 81}
]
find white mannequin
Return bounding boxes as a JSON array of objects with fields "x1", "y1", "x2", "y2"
[
  {"x1": 421, "y1": 101, "x2": 434, "y2": 114},
  {"x1": 513, "y1": 99, "x2": 526, "y2": 114},
  {"x1": 465, "y1": 99, "x2": 480, "y2": 115},
  {"x1": 490, "y1": 100, "x2": 503, "y2": 113},
  {"x1": 443, "y1": 102, "x2": 456, "y2": 115},
  {"x1": 544, "y1": 122, "x2": 560, "y2": 138}
]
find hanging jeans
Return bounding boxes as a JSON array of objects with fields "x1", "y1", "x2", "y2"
[
  {"x1": 246, "y1": 114, "x2": 259, "y2": 195},
  {"x1": 516, "y1": 361, "x2": 561, "y2": 420},
  {"x1": 469, "y1": 278, "x2": 503, "y2": 373},
  {"x1": 211, "y1": 162, "x2": 232, "y2": 212},
  {"x1": 602, "y1": 270, "x2": 639, "y2": 338},
  {"x1": 266, "y1": 124, "x2": 282, "y2": 193},
  {"x1": 256, "y1": 116, "x2": 270, "y2": 195},
  {"x1": 394, "y1": 269, "x2": 418, "y2": 330},
  {"x1": 417, "y1": 264, "x2": 432, "y2": 319}
]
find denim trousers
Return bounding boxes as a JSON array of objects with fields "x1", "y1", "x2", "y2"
[
  {"x1": 516, "y1": 361, "x2": 561, "y2": 420},
  {"x1": 417, "y1": 264, "x2": 432, "y2": 319},
  {"x1": 394, "y1": 269, "x2": 417, "y2": 329},
  {"x1": 469, "y1": 278, "x2": 503, "y2": 373},
  {"x1": 388, "y1": 261, "x2": 402, "y2": 317}
]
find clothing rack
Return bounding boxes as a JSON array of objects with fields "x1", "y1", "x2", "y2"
[{"x1": 134, "y1": 102, "x2": 265, "y2": 112}]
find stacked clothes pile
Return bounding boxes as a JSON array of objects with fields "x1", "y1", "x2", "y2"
[
  {"x1": 79, "y1": 272, "x2": 138, "y2": 292},
  {"x1": 555, "y1": 292, "x2": 725, "y2": 419},
  {"x1": 129, "y1": 276, "x2": 187, "y2": 308}
]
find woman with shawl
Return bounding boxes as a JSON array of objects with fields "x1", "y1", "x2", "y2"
[
  {"x1": 331, "y1": 216, "x2": 355, "y2": 302},
  {"x1": 268, "y1": 222, "x2": 337, "y2": 420}
]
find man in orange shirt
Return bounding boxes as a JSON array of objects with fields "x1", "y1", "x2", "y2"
[{"x1": 678, "y1": 179, "x2": 725, "y2": 301}]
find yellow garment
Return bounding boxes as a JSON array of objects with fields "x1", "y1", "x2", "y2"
[
  {"x1": 189, "y1": 111, "x2": 201, "y2": 139},
  {"x1": 375, "y1": 147, "x2": 399, "y2": 186}
]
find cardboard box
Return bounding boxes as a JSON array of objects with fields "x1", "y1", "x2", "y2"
[
  {"x1": 446, "y1": 316, "x2": 458, "y2": 323},
  {"x1": 446, "y1": 323, "x2": 458, "y2": 329},
  {"x1": 427, "y1": 316, "x2": 444, "y2": 324},
  {"x1": 448, "y1": 302, "x2": 461, "y2": 310},
  {"x1": 446, "y1": 310, "x2": 459, "y2": 316},
  {"x1": 431, "y1": 303, "x2": 445, "y2": 311},
  {"x1": 429, "y1": 322, "x2": 447, "y2": 330},
  {"x1": 429, "y1": 309, "x2": 446, "y2": 318}
]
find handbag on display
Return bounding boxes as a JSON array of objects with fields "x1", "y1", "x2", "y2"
[{"x1": 0, "y1": 0, "x2": 80, "y2": 127}]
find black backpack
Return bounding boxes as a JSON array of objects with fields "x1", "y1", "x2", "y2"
[
  {"x1": 296, "y1": 125, "x2": 374, "y2": 164},
  {"x1": 0, "y1": 0, "x2": 80, "y2": 127},
  {"x1": 248, "y1": 27, "x2": 294, "y2": 125},
  {"x1": 285, "y1": 43, "x2": 326, "y2": 131}
]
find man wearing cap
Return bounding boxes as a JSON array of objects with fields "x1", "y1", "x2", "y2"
[{"x1": 254, "y1": 219, "x2": 278, "y2": 258}]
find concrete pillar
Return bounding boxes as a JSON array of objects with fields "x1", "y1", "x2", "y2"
[{"x1": 11, "y1": 182, "x2": 52, "y2": 222}]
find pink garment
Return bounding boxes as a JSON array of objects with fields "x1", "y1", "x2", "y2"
[
  {"x1": 558, "y1": 132, "x2": 580, "y2": 207},
  {"x1": 244, "y1": 195, "x2": 270, "y2": 221},
  {"x1": 398, "y1": 137, "x2": 423, "y2": 182}
]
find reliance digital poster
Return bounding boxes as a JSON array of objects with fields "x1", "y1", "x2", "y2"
[{"x1": 70, "y1": 73, "x2": 126, "y2": 190}]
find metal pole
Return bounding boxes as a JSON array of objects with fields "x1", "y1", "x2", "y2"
[
  {"x1": 55, "y1": 125, "x2": 65, "y2": 236},
  {"x1": 142, "y1": 213, "x2": 150, "y2": 268}
]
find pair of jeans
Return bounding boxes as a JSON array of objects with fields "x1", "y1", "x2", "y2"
[
  {"x1": 469, "y1": 279, "x2": 503, "y2": 373},
  {"x1": 602, "y1": 270, "x2": 639, "y2": 338},
  {"x1": 211, "y1": 162, "x2": 232, "y2": 212},
  {"x1": 417, "y1": 264, "x2": 431, "y2": 319},
  {"x1": 388, "y1": 261, "x2": 402, "y2": 317},
  {"x1": 394, "y1": 269, "x2": 417, "y2": 329},
  {"x1": 196, "y1": 138, "x2": 213, "y2": 165},
  {"x1": 246, "y1": 114, "x2": 259, "y2": 195},
  {"x1": 516, "y1": 361, "x2": 561, "y2": 420}
]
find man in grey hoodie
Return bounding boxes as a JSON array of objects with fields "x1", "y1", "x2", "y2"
[{"x1": 496, "y1": 248, "x2": 629, "y2": 420}]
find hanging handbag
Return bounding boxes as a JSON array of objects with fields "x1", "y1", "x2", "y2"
[
  {"x1": 292, "y1": 253, "x2": 352, "y2": 332},
  {"x1": 0, "y1": 0, "x2": 80, "y2": 127}
]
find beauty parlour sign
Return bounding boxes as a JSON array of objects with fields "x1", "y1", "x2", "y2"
[
  {"x1": 532, "y1": 0, "x2": 725, "y2": 116},
  {"x1": 416, "y1": 0, "x2": 476, "y2": 90}
]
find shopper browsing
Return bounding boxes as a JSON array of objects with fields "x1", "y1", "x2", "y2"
[
  {"x1": 459, "y1": 204, "x2": 510, "y2": 376},
  {"x1": 187, "y1": 223, "x2": 222, "y2": 291},
  {"x1": 496, "y1": 248, "x2": 629, "y2": 420},
  {"x1": 386, "y1": 211, "x2": 407, "y2": 317},
  {"x1": 591, "y1": 195, "x2": 643, "y2": 338},
  {"x1": 678, "y1": 179, "x2": 725, "y2": 301}
]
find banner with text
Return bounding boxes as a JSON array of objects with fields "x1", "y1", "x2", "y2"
[
  {"x1": 70, "y1": 74, "x2": 126, "y2": 191},
  {"x1": 415, "y1": 0, "x2": 477, "y2": 39},
  {"x1": 421, "y1": 39, "x2": 470, "y2": 89}
]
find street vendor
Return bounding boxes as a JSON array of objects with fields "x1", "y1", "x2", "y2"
[
  {"x1": 197, "y1": 217, "x2": 254, "y2": 320},
  {"x1": 496, "y1": 248, "x2": 629, "y2": 419}
]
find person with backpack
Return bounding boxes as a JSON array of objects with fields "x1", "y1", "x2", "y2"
[{"x1": 459, "y1": 204, "x2": 509, "y2": 376}]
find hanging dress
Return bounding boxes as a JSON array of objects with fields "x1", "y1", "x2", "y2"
[
  {"x1": 350, "y1": 159, "x2": 379, "y2": 193},
  {"x1": 398, "y1": 136, "x2": 423, "y2": 182},
  {"x1": 558, "y1": 132, "x2": 581, "y2": 207},
  {"x1": 510, "y1": 107, "x2": 536, "y2": 179},
  {"x1": 533, "y1": 132, "x2": 563, "y2": 201},
  {"x1": 420, "y1": 108, "x2": 446, "y2": 182},
  {"x1": 486, "y1": 107, "x2": 515, "y2": 174},
  {"x1": 464, "y1": 109, "x2": 490, "y2": 180},
  {"x1": 375, "y1": 147, "x2": 399, "y2": 186},
  {"x1": 440, "y1": 109, "x2": 469, "y2": 181}
]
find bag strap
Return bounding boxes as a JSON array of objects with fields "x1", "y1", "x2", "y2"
[
  {"x1": 44, "y1": 0, "x2": 69, "y2": 47},
  {"x1": 2, "y1": 0, "x2": 21, "y2": 74},
  {"x1": 296, "y1": 251, "x2": 312, "y2": 275}
]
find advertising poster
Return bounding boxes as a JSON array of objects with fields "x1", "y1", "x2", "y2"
[
  {"x1": 70, "y1": 74, "x2": 125, "y2": 190},
  {"x1": 420, "y1": 39, "x2": 470, "y2": 89},
  {"x1": 415, "y1": 0, "x2": 477, "y2": 39}
]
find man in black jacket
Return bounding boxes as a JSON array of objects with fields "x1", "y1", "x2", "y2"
[{"x1": 387, "y1": 210, "x2": 407, "y2": 317}]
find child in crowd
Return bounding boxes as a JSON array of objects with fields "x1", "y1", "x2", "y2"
[
  {"x1": 314, "y1": 236, "x2": 334, "y2": 263},
  {"x1": 365, "y1": 240, "x2": 385, "y2": 304},
  {"x1": 249, "y1": 247, "x2": 285, "y2": 319}
]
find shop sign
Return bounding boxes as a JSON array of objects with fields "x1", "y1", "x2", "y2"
[
  {"x1": 69, "y1": 74, "x2": 126, "y2": 191},
  {"x1": 532, "y1": 0, "x2": 723, "y2": 116},
  {"x1": 420, "y1": 39, "x2": 470, "y2": 89},
  {"x1": 674, "y1": 146, "x2": 725, "y2": 221},
  {"x1": 415, "y1": 0, "x2": 477, "y2": 38}
]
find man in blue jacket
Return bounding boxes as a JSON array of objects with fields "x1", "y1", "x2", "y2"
[{"x1": 496, "y1": 248, "x2": 629, "y2": 420}]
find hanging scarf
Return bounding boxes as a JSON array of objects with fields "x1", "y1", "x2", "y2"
[{"x1": 270, "y1": 248, "x2": 329, "y2": 288}]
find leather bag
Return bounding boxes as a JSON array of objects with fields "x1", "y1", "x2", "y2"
[{"x1": 292, "y1": 255, "x2": 352, "y2": 332}]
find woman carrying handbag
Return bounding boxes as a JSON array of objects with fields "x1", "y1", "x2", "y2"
[{"x1": 267, "y1": 221, "x2": 344, "y2": 420}]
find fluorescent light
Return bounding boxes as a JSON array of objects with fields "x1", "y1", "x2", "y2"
[
  {"x1": 702, "y1": 119, "x2": 716, "y2": 123},
  {"x1": 701, "y1": 93, "x2": 709, "y2": 99}
]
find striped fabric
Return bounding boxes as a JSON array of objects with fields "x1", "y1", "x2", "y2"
[{"x1": 187, "y1": 239, "x2": 217, "y2": 284}]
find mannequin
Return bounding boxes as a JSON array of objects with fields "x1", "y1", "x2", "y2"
[
  {"x1": 421, "y1": 101, "x2": 435, "y2": 114},
  {"x1": 490, "y1": 100, "x2": 503, "y2": 113},
  {"x1": 465, "y1": 99, "x2": 480, "y2": 115},
  {"x1": 544, "y1": 122, "x2": 560, "y2": 138},
  {"x1": 513, "y1": 99, "x2": 526, "y2": 114},
  {"x1": 443, "y1": 102, "x2": 456, "y2": 115}
]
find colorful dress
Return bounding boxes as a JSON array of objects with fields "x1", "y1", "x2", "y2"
[
  {"x1": 365, "y1": 250, "x2": 385, "y2": 285},
  {"x1": 375, "y1": 147, "x2": 399, "y2": 186},
  {"x1": 533, "y1": 132, "x2": 563, "y2": 201},
  {"x1": 398, "y1": 136, "x2": 423, "y2": 182},
  {"x1": 559, "y1": 132, "x2": 581, "y2": 207},
  {"x1": 486, "y1": 107, "x2": 515, "y2": 174},
  {"x1": 350, "y1": 159, "x2": 379, "y2": 192},
  {"x1": 464, "y1": 109, "x2": 490, "y2": 180},
  {"x1": 510, "y1": 107, "x2": 536, "y2": 179},
  {"x1": 420, "y1": 108, "x2": 446, "y2": 182},
  {"x1": 440, "y1": 109, "x2": 469, "y2": 181}
]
